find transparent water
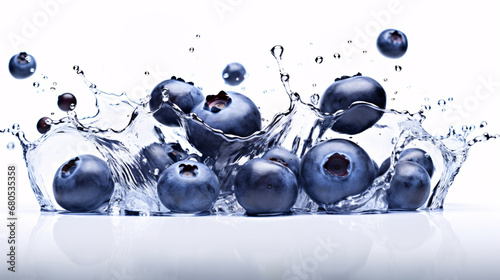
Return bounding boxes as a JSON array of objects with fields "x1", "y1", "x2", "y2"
[{"x1": 1, "y1": 45, "x2": 498, "y2": 215}]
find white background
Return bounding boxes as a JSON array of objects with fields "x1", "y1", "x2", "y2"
[{"x1": 1, "y1": 0, "x2": 499, "y2": 279}]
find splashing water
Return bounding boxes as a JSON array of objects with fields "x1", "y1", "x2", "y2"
[{"x1": 1, "y1": 45, "x2": 498, "y2": 215}]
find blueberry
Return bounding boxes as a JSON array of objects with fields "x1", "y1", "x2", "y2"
[
  {"x1": 36, "y1": 117, "x2": 52, "y2": 134},
  {"x1": 140, "y1": 142, "x2": 188, "y2": 179},
  {"x1": 319, "y1": 74, "x2": 386, "y2": 134},
  {"x1": 376, "y1": 29, "x2": 408, "y2": 59},
  {"x1": 188, "y1": 90, "x2": 261, "y2": 156},
  {"x1": 377, "y1": 157, "x2": 391, "y2": 177},
  {"x1": 387, "y1": 161, "x2": 431, "y2": 210},
  {"x1": 222, "y1": 62, "x2": 246, "y2": 86},
  {"x1": 234, "y1": 158, "x2": 298, "y2": 215},
  {"x1": 53, "y1": 154, "x2": 115, "y2": 212},
  {"x1": 57, "y1": 93, "x2": 77, "y2": 112},
  {"x1": 262, "y1": 147, "x2": 301, "y2": 179},
  {"x1": 9, "y1": 52, "x2": 36, "y2": 79},
  {"x1": 399, "y1": 148, "x2": 434, "y2": 177},
  {"x1": 157, "y1": 160, "x2": 220, "y2": 213},
  {"x1": 300, "y1": 139, "x2": 376, "y2": 206},
  {"x1": 149, "y1": 77, "x2": 204, "y2": 126}
]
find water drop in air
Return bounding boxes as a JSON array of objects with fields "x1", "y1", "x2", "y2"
[
  {"x1": 310, "y1": 93, "x2": 320, "y2": 105},
  {"x1": 438, "y1": 99, "x2": 446, "y2": 106},
  {"x1": 315, "y1": 56, "x2": 323, "y2": 64},
  {"x1": 189, "y1": 47, "x2": 195, "y2": 53},
  {"x1": 480, "y1": 121, "x2": 488, "y2": 128},
  {"x1": 33, "y1": 82, "x2": 39, "y2": 88},
  {"x1": 6, "y1": 142, "x2": 15, "y2": 150},
  {"x1": 395, "y1": 65, "x2": 402, "y2": 72},
  {"x1": 333, "y1": 53, "x2": 341, "y2": 59}
]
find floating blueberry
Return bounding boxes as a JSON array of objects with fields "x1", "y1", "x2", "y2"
[
  {"x1": 9, "y1": 52, "x2": 36, "y2": 79},
  {"x1": 140, "y1": 142, "x2": 188, "y2": 179},
  {"x1": 222, "y1": 62, "x2": 246, "y2": 86},
  {"x1": 188, "y1": 90, "x2": 261, "y2": 156},
  {"x1": 157, "y1": 160, "x2": 220, "y2": 213},
  {"x1": 262, "y1": 147, "x2": 301, "y2": 180},
  {"x1": 387, "y1": 161, "x2": 431, "y2": 210},
  {"x1": 53, "y1": 154, "x2": 115, "y2": 212},
  {"x1": 300, "y1": 139, "x2": 376, "y2": 206},
  {"x1": 376, "y1": 29, "x2": 408, "y2": 58},
  {"x1": 235, "y1": 158, "x2": 298, "y2": 216},
  {"x1": 149, "y1": 77, "x2": 204, "y2": 126},
  {"x1": 319, "y1": 74, "x2": 386, "y2": 134},
  {"x1": 57, "y1": 93, "x2": 77, "y2": 112},
  {"x1": 36, "y1": 117, "x2": 52, "y2": 134}
]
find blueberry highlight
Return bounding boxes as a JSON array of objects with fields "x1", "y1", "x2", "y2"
[{"x1": 9, "y1": 52, "x2": 37, "y2": 79}]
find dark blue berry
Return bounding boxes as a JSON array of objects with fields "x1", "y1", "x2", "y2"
[
  {"x1": 399, "y1": 148, "x2": 434, "y2": 177},
  {"x1": 188, "y1": 91, "x2": 261, "y2": 156},
  {"x1": 58, "y1": 93, "x2": 77, "y2": 112},
  {"x1": 53, "y1": 154, "x2": 115, "y2": 212},
  {"x1": 387, "y1": 161, "x2": 431, "y2": 210},
  {"x1": 222, "y1": 62, "x2": 246, "y2": 86},
  {"x1": 319, "y1": 74, "x2": 386, "y2": 134},
  {"x1": 300, "y1": 139, "x2": 376, "y2": 206},
  {"x1": 235, "y1": 158, "x2": 298, "y2": 216},
  {"x1": 36, "y1": 117, "x2": 52, "y2": 134},
  {"x1": 140, "y1": 142, "x2": 188, "y2": 179},
  {"x1": 9, "y1": 52, "x2": 36, "y2": 79},
  {"x1": 149, "y1": 78, "x2": 204, "y2": 126},
  {"x1": 157, "y1": 160, "x2": 220, "y2": 213},
  {"x1": 376, "y1": 29, "x2": 408, "y2": 59},
  {"x1": 262, "y1": 147, "x2": 301, "y2": 179}
]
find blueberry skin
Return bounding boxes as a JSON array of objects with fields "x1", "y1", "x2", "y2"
[
  {"x1": 235, "y1": 158, "x2": 299, "y2": 215},
  {"x1": 399, "y1": 148, "x2": 434, "y2": 178},
  {"x1": 53, "y1": 154, "x2": 114, "y2": 212},
  {"x1": 9, "y1": 52, "x2": 37, "y2": 79},
  {"x1": 319, "y1": 75, "x2": 386, "y2": 135},
  {"x1": 157, "y1": 160, "x2": 220, "y2": 213},
  {"x1": 188, "y1": 91, "x2": 261, "y2": 156},
  {"x1": 377, "y1": 157, "x2": 391, "y2": 177},
  {"x1": 222, "y1": 62, "x2": 246, "y2": 86},
  {"x1": 140, "y1": 142, "x2": 188, "y2": 179},
  {"x1": 262, "y1": 147, "x2": 301, "y2": 179},
  {"x1": 376, "y1": 29, "x2": 408, "y2": 59},
  {"x1": 149, "y1": 79, "x2": 204, "y2": 126},
  {"x1": 300, "y1": 139, "x2": 376, "y2": 205},
  {"x1": 387, "y1": 161, "x2": 431, "y2": 210}
]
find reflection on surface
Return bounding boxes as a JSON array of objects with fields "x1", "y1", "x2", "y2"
[{"x1": 19, "y1": 211, "x2": 467, "y2": 280}]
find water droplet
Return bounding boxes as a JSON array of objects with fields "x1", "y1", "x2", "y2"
[
  {"x1": 90, "y1": 84, "x2": 97, "y2": 89},
  {"x1": 383, "y1": 78, "x2": 388, "y2": 82},
  {"x1": 395, "y1": 65, "x2": 402, "y2": 72},
  {"x1": 73, "y1": 65, "x2": 79, "y2": 71},
  {"x1": 441, "y1": 108, "x2": 446, "y2": 112},
  {"x1": 223, "y1": 73, "x2": 229, "y2": 79},
  {"x1": 281, "y1": 73, "x2": 290, "y2": 83},
  {"x1": 33, "y1": 82, "x2": 40, "y2": 88},
  {"x1": 50, "y1": 87, "x2": 56, "y2": 91},
  {"x1": 480, "y1": 121, "x2": 488, "y2": 128},
  {"x1": 153, "y1": 168, "x2": 160, "y2": 176},
  {"x1": 271, "y1": 45, "x2": 284, "y2": 60},
  {"x1": 424, "y1": 97, "x2": 429, "y2": 102},
  {"x1": 347, "y1": 40, "x2": 352, "y2": 44},
  {"x1": 447, "y1": 97, "x2": 454, "y2": 102},
  {"x1": 195, "y1": 34, "x2": 201, "y2": 38},
  {"x1": 438, "y1": 99, "x2": 446, "y2": 106},
  {"x1": 310, "y1": 93, "x2": 320, "y2": 105},
  {"x1": 394, "y1": 91, "x2": 398, "y2": 95},
  {"x1": 312, "y1": 83, "x2": 317, "y2": 87},
  {"x1": 6, "y1": 142, "x2": 15, "y2": 150},
  {"x1": 43, "y1": 75, "x2": 48, "y2": 80},
  {"x1": 144, "y1": 71, "x2": 150, "y2": 76},
  {"x1": 421, "y1": 105, "x2": 431, "y2": 111},
  {"x1": 69, "y1": 103, "x2": 76, "y2": 110},
  {"x1": 263, "y1": 90, "x2": 268, "y2": 94},
  {"x1": 142, "y1": 158, "x2": 148, "y2": 165},
  {"x1": 315, "y1": 56, "x2": 323, "y2": 64},
  {"x1": 189, "y1": 47, "x2": 195, "y2": 53},
  {"x1": 53, "y1": 82, "x2": 57, "y2": 86},
  {"x1": 333, "y1": 53, "x2": 341, "y2": 59},
  {"x1": 362, "y1": 50, "x2": 367, "y2": 53},
  {"x1": 12, "y1": 123, "x2": 20, "y2": 131}
]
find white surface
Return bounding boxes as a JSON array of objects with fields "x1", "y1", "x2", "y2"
[{"x1": 1, "y1": 0, "x2": 500, "y2": 279}]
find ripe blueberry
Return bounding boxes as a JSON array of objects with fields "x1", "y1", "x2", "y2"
[
  {"x1": 149, "y1": 77, "x2": 204, "y2": 126},
  {"x1": 53, "y1": 154, "x2": 115, "y2": 212},
  {"x1": 222, "y1": 62, "x2": 246, "y2": 86},
  {"x1": 387, "y1": 161, "x2": 431, "y2": 210},
  {"x1": 234, "y1": 158, "x2": 298, "y2": 216},
  {"x1": 319, "y1": 74, "x2": 387, "y2": 134},
  {"x1": 36, "y1": 117, "x2": 52, "y2": 134},
  {"x1": 58, "y1": 93, "x2": 77, "y2": 112},
  {"x1": 376, "y1": 29, "x2": 408, "y2": 59},
  {"x1": 157, "y1": 160, "x2": 220, "y2": 213},
  {"x1": 9, "y1": 52, "x2": 36, "y2": 79},
  {"x1": 399, "y1": 148, "x2": 434, "y2": 177},
  {"x1": 262, "y1": 147, "x2": 301, "y2": 179},
  {"x1": 300, "y1": 139, "x2": 376, "y2": 206}
]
